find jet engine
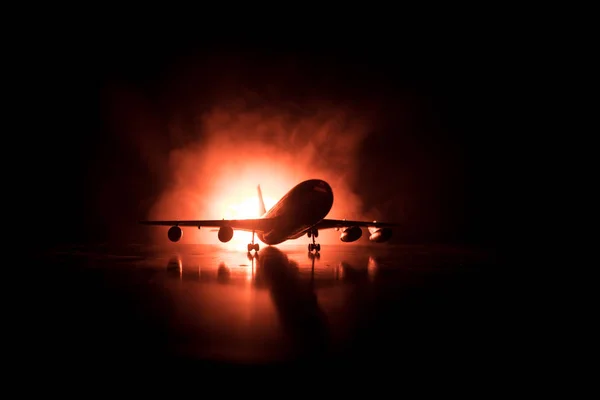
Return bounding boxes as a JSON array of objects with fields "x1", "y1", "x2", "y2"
[
  {"x1": 340, "y1": 226, "x2": 362, "y2": 242},
  {"x1": 368, "y1": 227, "x2": 393, "y2": 243},
  {"x1": 168, "y1": 226, "x2": 183, "y2": 242},
  {"x1": 218, "y1": 226, "x2": 234, "y2": 243}
]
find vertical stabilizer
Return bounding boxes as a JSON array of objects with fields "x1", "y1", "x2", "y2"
[{"x1": 257, "y1": 184, "x2": 267, "y2": 216}]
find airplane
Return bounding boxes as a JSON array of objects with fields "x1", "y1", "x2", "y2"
[{"x1": 139, "y1": 179, "x2": 398, "y2": 253}]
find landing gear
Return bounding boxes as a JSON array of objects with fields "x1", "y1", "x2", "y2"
[
  {"x1": 247, "y1": 231, "x2": 259, "y2": 253},
  {"x1": 307, "y1": 228, "x2": 320, "y2": 253}
]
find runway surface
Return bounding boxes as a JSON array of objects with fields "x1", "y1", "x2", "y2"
[{"x1": 36, "y1": 243, "x2": 502, "y2": 371}]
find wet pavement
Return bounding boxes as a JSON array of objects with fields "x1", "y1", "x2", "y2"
[{"x1": 34, "y1": 243, "x2": 502, "y2": 371}]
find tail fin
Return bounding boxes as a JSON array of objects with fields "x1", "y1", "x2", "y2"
[{"x1": 257, "y1": 184, "x2": 267, "y2": 216}]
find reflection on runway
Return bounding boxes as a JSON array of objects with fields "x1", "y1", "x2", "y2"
[
  {"x1": 217, "y1": 262, "x2": 231, "y2": 283},
  {"x1": 163, "y1": 247, "x2": 381, "y2": 286},
  {"x1": 158, "y1": 246, "x2": 383, "y2": 361},
  {"x1": 255, "y1": 247, "x2": 329, "y2": 358},
  {"x1": 166, "y1": 255, "x2": 182, "y2": 279},
  {"x1": 44, "y1": 243, "x2": 495, "y2": 367}
]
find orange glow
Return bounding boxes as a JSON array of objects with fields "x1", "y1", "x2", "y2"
[
  {"x1": 368, "y1": 256, "x2": 378, "y2": 281},
  {"x1": 146, "y1": 103, "x2": 374, "y2": 248},
  {"x1": 218, "y1": 195, "x2": 277, "y2": 251}
]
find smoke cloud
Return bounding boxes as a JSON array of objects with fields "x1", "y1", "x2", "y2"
[
  {"x1": 93, "y1": 51, "x2": 481, "y2": 247},
  {"x1": 148, "y1": 100, "x2": 373, "y2": 246}
]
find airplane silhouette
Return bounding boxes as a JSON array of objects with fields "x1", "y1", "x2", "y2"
[{"x1": 139, "y1": 179, "x2": 397, "y2": 253}]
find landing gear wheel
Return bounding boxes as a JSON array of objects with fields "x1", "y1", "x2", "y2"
[
  {"x1": 247, "y1": 231, "x2": 259, "y2": 253},
  {"x1": 308, "y1": 229, "x2": 321, "y2": 252},
  {"x1": 308, "y1": 243, "x2": 321, "y2": 252}
]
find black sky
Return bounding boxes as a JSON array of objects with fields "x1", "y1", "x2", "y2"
[{"x1": 34, "y1": 31, "x2": 509, "y2": 249}]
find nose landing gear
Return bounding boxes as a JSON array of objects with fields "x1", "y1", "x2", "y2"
[{"x1": 247, "y1": 231, "x2": 259, "y2": 253}]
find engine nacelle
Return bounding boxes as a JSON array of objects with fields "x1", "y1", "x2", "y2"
[
  {"x1": 168, "y1": 226, "x2": 183, "y2": 242},
  {"x1": 218, "y1": 226, "x2": 234, "y2": 243},
  {"x1": 369, "y1": 227, "x2": 393, "y2": 243},
  {"x1": 340, "y1": 226, "x2": 362, "y2": 242}
]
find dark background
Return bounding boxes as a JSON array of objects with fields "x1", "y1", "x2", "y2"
[{"x1": 32, "y1": 29, "x2": 511, "y2": 250}]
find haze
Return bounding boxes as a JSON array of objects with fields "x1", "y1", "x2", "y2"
[{"x1": 42, "y1": 49, "x2": 504, "y2": 248}]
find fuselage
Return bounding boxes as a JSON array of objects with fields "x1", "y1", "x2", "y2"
[{"x1": 257, "y1": 179, "x2": 334, "y2": 245}]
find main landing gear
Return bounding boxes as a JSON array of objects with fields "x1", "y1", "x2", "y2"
[
  {"x1": 307, "y1": 229, "x2": 320, "y2": 253},
  {"x1": 247, "y1": 231, "x2": 259, "y2": 253}
]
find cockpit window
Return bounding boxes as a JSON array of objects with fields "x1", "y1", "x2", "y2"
[{"x1": 314, "y1": 184, "x2": 328, "y2": 193}]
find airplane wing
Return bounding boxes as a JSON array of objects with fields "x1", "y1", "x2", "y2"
[
  {"x1": 139, "y1": 218, "x2": 275, "y2": 232},
  {"x1": 312, "y1": 219, "x2": 399, "y2": 230}
]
